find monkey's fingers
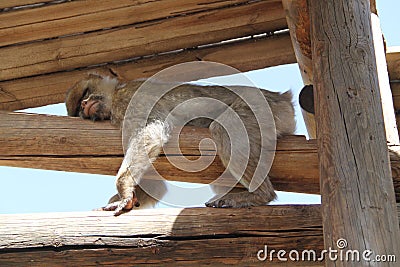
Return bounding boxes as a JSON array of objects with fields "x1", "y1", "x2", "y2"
[
  {"x1": 113, "y1": 197, "x2": 140, "y2": 216},
  {"x1": 101, "y1": 201, "x2": 119, "y2": 211}
]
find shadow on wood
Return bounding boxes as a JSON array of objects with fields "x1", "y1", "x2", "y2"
[{"x1": 0, "y1": 205, "x2": 324, "y2": 266}]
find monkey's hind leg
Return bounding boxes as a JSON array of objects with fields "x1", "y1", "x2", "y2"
[
  {"x1": 206, "y1": 97, "x2": 277, "y2": 208},
  {"x1": 205, "y1": 179, "x2": 276, "y2": 208}
]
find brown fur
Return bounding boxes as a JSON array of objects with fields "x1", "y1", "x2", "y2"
[{"x1": 66, "y1": 74, "x2": 296, "y2": 215}]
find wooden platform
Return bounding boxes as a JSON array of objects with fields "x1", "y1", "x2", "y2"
[
  {"x1": 0, "y1": 205, "x2": 323, "y2": 266},
  {"x1": 1, "y1": 1, "x2": 400, "y2": 266}
]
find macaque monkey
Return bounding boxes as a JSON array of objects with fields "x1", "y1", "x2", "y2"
[{"x1": 66, "y1": 73, "x2": 295, "y2": 215}]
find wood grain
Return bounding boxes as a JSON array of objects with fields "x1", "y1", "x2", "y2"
[
  {"x1": 282, "y1": 0, "x2": 389, "y2": 140},
  {"x1": 392, "y1": 81, "x2": 400, "y2": 110},
  {"x1": 0, "y1": 32, "x2": 295, "y2": 111},
  {"x1": 310, "y1": 0, "x2": 400, "y2": 265},
  {"x1": 0, "y1": 0, "x2": 287, "y2": 81},
  {"x1": 0, "y1": 0, "x2": 54, "y2": 9},
  {"x1": 0, "y1": 205, "x2": 324, "y2": 266},
  {"x1": 0, "y1": 0, "x2": 257, "y2": 47},
  {"x1": 387, "y1": 47, "x2": 400, "y2": 81},
  {"x1": 2, "y1": 111, "x2": 400, "y2": 199},
  {"x1": 392, "y1": 81, "x2": 400, "y2": 134},
  {"x1": 0, "y1": 204, "x2": 398, "y2": 266},
  {"x1": 282, "y1": 0, "x2": 381, "y2": 86},
  {"x1": 371, "y1": 13, "x2": 399, "y2": 145},
  {"x1": 281, "y1": 0, "x2": 312, "y2": 85}
]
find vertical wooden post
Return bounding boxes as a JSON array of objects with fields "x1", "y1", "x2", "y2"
[
  {"x1": 309, "y1": 0, "x2": 400, "y2": 266},
  {"x1": 370, "y1": 13, "x2": 399, "y2": 146}
]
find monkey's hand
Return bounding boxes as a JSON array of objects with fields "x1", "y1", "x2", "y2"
[
  {"x1": 102, "y1": 194, "x2": 140, "y2": 216},
  {"x1": 102, "y1": 169, "x2": 141, "y2": 216}
]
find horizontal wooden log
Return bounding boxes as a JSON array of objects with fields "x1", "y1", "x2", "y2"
[
  {"x1": 2, "y1": 111, "x2": 400, "y2": 200},
  {"x1": 0, "y1": 32, "x2": 296, "y2": 111},
  {"x1": 0, "y1": 111, "x2": 318, "y2": 193},
  {"x1": 1, "y1": 0, "x2": 287, "y2": 81},
  {"x1": 0, "y1": 205, "x2": 324, "y2": 266},
  {"x1": 0, "y1": 0, "x2": 258, "y2": 47},
  {"x1": 0, "y1": 0, "x2": 54, "y2": 9}
]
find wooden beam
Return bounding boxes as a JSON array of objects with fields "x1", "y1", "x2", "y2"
[
  {"x1": 282, "y1": 0, "x2": 379, "y2": 85},
  {"x1": 281, "y1": 0, "x2": 315, "y2": 138},
  {"x1": 0, "y1": 205, "x2": 323, "y2": 266},
  {"x1": 0, "y1": 0, "x2": 287, "y2": 81},
  {"x1": 0, "y1": 111, "x2": 318, "y2": 194},
  {"x1": 2, "y1": 111, "x2": 400, "y2": 200},
  {"x1": 0, "y1": 0, "x2": 54, "y2": 9},
  {"x1": 370, "y1": 14, "x2": 399, "y2": 145},
  {"x1": 392, "y1": 81, "x2": 400, "y2": 110},
  {"x1": 387, "y1": 47, "x2": 400, "y2": 80},
  {"x1": 300, "y1": 80, "x2": 400, "y2": 138},
  {"x1": 1, "y1": 204, "x2": 400, "y2": 266},
  {"x1": 283, "y1": 0, "x2": 398, "y2": 140},
  {"x1": 310, "y1": 0, "x2": 400, "y2": 265},
  {"x1": 381, "y1": 46, "x2": 400, "y2": 134},
  {"x1": 282, "y1": 0, "x2": 312, "y2": 85},
  {"x1": 0, "y1": 32, "x2": 296, "y2": 111},
  {"x1": 0, "y1": 0, "x2": 262, "y2": 47}
]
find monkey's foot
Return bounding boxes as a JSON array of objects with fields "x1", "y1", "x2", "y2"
[
  {"x1": 101, "y1": 197, "x2": 140, "y2": 216},
  {"x1": 205, "y1": 190, "x2": 276, "y2": 208}
]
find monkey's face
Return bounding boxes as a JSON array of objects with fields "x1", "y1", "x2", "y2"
[{"x1": 66, "y1": 74, "x2": 118, "y2": 121}]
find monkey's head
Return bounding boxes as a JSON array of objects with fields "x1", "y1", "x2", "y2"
[{"x1": 66, "y1": 74, "x2": 119, "y2": 121}]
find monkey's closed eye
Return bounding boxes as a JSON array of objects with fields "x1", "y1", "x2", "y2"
[
  {"x1": 74, "y1": 88, "x2": 89, "y2": 116},
  {"x1": 81, "y1": 88, "x2": 90, "y2": 103}
]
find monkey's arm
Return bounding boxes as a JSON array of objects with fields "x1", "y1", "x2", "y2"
[{"x1": 104, "y1": 120, "x2": 170, "y2": 216}]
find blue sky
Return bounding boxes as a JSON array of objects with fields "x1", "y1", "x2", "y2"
[{"x1": 0, "y1": 1, "x2": 398, "y2": 213}]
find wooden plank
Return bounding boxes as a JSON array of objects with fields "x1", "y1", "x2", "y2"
[
  {"x1": 370, "y1": 0, "x2": 377, "y2": 14},
  {"x1": 0, "y1": 0, "x2": 287, "y2": 81},
  {"x1": 0, "y1": 205, "x2": 324, "y2": 266},
  {"x1": 0, "y1": 0, "x2": 257, "y2": 47},
  {"x1": 282, "y1": 0, "x2": 388, "y2": 86},
  {"x1": 371, "y1": 14, "x2": 399, "y2": 145},
  {"x1": 296, "y1": 81, "x2": 400, "y2": 140},
  {"x1": 282, "y1": 0, "x2": 399, "y2": 140},
  {"x1": 392, "y1": 81, "x2": 400, "y2": 110},
  {"x1": 310, "y1": 0, "x2": 400, "y2": 265},
  {"x1": 281, "y1": 0, "x2": 312, "y2": 85},
  {"x1": 0, "y1": 111, "x2": 318, "y2": 194},
  {"x1": 393, "y1": 80, "x2": 400, "y2": 135},
  {"x1": 0, "y1": 0, "x2": 54, "y2": 10},
  {"x1": 0, "y1": 32, "x2": 295, "y2": 111},
  {"x1": 2, "y1": 112, "x2": 400, "y2": 199},
  {"x1": 0, "y1": 112, "x2": 212, "y2": 156},
  {"x1": 0, "y1": 238, "x2": 324, "y2": 266},
  {"x1": 387, "y1": 47, "x2": 400, "y2": 81}
]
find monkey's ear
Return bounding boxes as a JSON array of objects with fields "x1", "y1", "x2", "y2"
[{"x1": 65, "y1": 79, "x2": 90, "y2": 117}]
